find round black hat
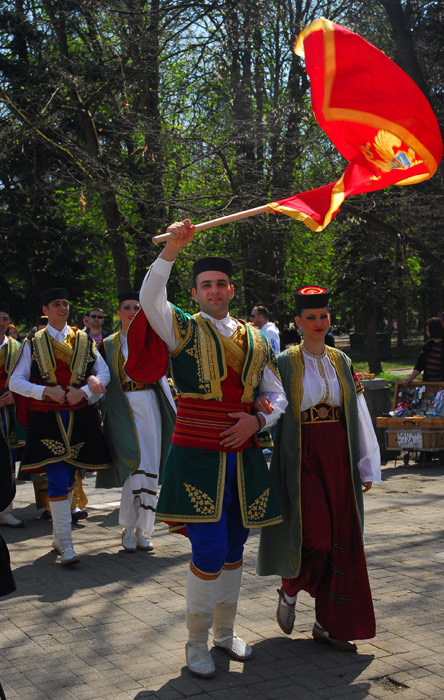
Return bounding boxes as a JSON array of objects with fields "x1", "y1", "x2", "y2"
[
  {"x1": 193, "y1": 257, "x2": 233, "y2": 281},
  {"x1": 41, "y1": 288, "x2": 69, "y2": 306},
  {"x1": 118, "y1": 291, "x2": 139, "y2": 304},
  {"x1": 295, "y1": 285, "x2": 330, "y2": 310},
  {"x1": 0, "y1": 302, "x2": 10, "y2": 314}
]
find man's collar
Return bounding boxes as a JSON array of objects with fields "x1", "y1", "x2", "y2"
[
  {"x1": 46, "y1": 323, "x2": 69, "y2": 338},
  {"x1": 200, "y1": 311, "x2": 232, "y2": 325}
]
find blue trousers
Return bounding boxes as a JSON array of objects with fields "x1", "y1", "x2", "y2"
[
  {"x1": 186, "y1": 452, "x2": 249, "y2": 574},
  {"x1": 44, "y1": 411, "x2": 77, "y2": 499}
]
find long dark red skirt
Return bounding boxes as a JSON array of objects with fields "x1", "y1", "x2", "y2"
[{"x1": 282, "y1": 420, "x2": 375, "y2": 641}]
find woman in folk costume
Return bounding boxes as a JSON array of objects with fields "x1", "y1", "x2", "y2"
[
  {"x1": 133, "y1": 219, "x2": 288, "y2": 678},
  {"x1": 10, "y1": 288, "x2": 110, "y2": 565},
  {"x1": 257, "y1": 285, "x2": 381, "y2": 651},
  {"x1": 0, "y1": 301, "x2": 26, "y2": 528},
  {"x1": 94, "y1": 292, "x2": 176, "y2": 552}
]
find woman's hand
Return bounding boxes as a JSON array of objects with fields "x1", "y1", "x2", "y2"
[
  {"x1": 253, "y1": 396, "x2": 274, "y2": 415},
  {"x1": 87, "y1": 375, "x2": 106, "y2": 394}
]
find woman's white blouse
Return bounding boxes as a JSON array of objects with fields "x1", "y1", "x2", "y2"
[{"x1": 301, "y1": 346, "x2": 381, "y2": 483}]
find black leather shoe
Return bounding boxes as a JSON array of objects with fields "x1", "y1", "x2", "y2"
[{"x1": 71, "y1": 509, "x2": 88, "y2": 522}]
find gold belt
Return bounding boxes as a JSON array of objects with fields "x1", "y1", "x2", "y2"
[
  {"x1": 301, "y1": 403, "x2": 342, "y2": 424},
  {"x1": 122, "y1": 380, "x2": 155, "y2": 392}
]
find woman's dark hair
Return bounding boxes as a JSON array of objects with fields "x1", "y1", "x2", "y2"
[{"x1": 426, "y1": 317, "x2": 443, "y2": 339}]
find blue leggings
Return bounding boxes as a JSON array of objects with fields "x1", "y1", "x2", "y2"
[
  {"x1": 186, "y1": 452, "x2": 249, "y2": 574},
  {"x1": 44, "y1": 411, "x2": 77, "y2": 499}
]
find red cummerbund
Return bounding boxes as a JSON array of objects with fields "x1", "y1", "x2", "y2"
[
  {"x1": 172, "y1": 396, "x2": 257, "y2": 452},
  {"x1": 30, "y1": 381, "x2": 88, "y2": 413}
]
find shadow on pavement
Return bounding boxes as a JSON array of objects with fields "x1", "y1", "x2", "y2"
[{"x1": 132, "y1": 637, "x2": 374, "y2": 699}]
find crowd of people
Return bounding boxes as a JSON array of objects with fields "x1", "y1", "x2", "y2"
[{"x1": 1, "y1": 218, "x2": 382, "y2": 679}]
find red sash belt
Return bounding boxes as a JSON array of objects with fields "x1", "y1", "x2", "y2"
[
  {"x1": 172, "y1": 396, "x2": 256, "y2": 452},
  {"x1": 30, "y1": 381, "x2": 88, "y2": 413}
]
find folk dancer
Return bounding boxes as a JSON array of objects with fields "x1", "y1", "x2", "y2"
[
  {"x1": 94, "y1": 292, "x2": 176, "y2": 552},
  {"x1": 0, "y1": 301, "x2": 25, "y2": 528},
  {"x1": 257, "y1": 285, "x2": 381, "y2": 651},
  {"x1": 10, "y1": 288, "x2": 110, "y2": 564},
  {"x1": 133, "y1": 219, "x2": 288, "y2": 677}
]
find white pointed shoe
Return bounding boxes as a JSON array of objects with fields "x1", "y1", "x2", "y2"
[
  {"x1": 0, "y1": 506, "x2": 24, "y2": 528},
  {"x1": 213, "y1": 634, "x2": 253, "y2": 661},
  {"x1": 122, "y1": 528, "x2": 137, "y2": 552},
  {"x1": 60, "y1": 546, "x2": 80, "y2": 565},
  {"x1": 186, "y1": 642, "x2": 216, "y2": 677},
  {"x1": 135, "y1": 529, "x2": 154, "y2": 551}
]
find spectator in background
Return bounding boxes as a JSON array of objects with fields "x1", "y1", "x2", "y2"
[
  {"x1": 6, "y1": 324, "x2": 20, "y2": 341},
  {"x1": 250, "y1": 305, "x2": 280, "y2": 355},
  {"x1": 403, "y1": 317, "x2": 444, "y2": 385},
  {"x1": 88, "y1": 307, "x2": 107, "y2": 344}
]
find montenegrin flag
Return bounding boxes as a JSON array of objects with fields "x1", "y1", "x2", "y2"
[{"x1": 267, "y1": 17, "x2": 443, "y2": 232}]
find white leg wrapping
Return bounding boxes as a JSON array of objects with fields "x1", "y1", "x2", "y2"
[
  {"x1": 212, "y1": 565, "x2": 252, "y2": 661},
  {"x1": 185, "y1": 566, "x2": 220, "y2": 677},
  {"x1": 49, "y1": 499, "x2": 79, "y2": 565}
]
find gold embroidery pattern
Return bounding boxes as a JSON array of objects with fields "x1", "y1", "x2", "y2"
[
  {"x1": 247, "y1": 488, "x2": 270, "y2": 521},
  {"x1": 0, "y1": 345, "x2": 6, "y2": 368},
  {"x1": 70, "y1": 442, "x2": 85, "y2": 459},
  {"x1": 221, "y1": 326, "x2": 247, "y2": 375},
  {"x1": 70, "y1": 330, "x2": 95, "y2": 385},
  {"x1": 5, "y1": 338, "x2": 22, "y2": 385},
  {"x1": 41, "y1": 439, "x2": 66, "y2": 456},
  {"x1": 241, "y1": 325, "x2": 269, "y2": 403},
  {"x1": 183, "y1": 483, "x2": 216, "y2": 516},
  {"x1": 33, "y1": 330, "x2": 57, "y2": 384}
]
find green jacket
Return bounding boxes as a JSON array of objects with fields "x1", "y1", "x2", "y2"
[{"x1": 257, "y1": 344, "x2": 364, "y2": 578}]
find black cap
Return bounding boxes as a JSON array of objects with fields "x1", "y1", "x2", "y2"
[
  {"x1": 295, "y1": 285, "x2": 330, "y2": 311},
  {"x1": 0, "y1": 302, "x2": 10, "y2": 314},
  {"x1": 41, "y1": 288, "x2": 69, "y2": 306},
  {"x1": 118, "y1": 291, "x2": 139, "y2": 304},
  {"x1": 193, "y1": 256, "x2": 232, "y2": 282}
]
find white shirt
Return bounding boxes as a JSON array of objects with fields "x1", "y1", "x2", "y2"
[
  {"x1": 0, "y1": 336, "x2": 7, "y2": 349},
  {"x1": 140, "y1": 256, "x2": 288, "y2": 429},
  {"x1": 300, "y1": 345, "x2": 381, "y2": 483},
  {"x1": 260, "y1": 321, "x2": 280, "y2": 355},
  {"x1": 10, "y1": 323, "x2": 110, "y2": 405}
]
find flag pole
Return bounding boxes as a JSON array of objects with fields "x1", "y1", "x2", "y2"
[{"x1": 152, "y1": 205, "x2": 271, "y2": 243}]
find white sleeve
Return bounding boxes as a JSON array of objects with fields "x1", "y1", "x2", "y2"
[
  {"x1": 256, "y1": 365, "x2": 288, "y2": 430},
  {"x1": 357, "y1": 393, "x2": 382, "y2": 483},
  {"x1": 9, "y1": 343, "x2": 46, "y2": 401},
  {"x1": 80, "y1": 351, "x2": 111, "y2": 405},
  {"x1": 139, "y1": 257, "x2": 178, "y2": 352}
]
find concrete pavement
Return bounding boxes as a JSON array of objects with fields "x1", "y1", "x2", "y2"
[{"x1": 1, "y1": 458, "x2": 443, "y2": 700}]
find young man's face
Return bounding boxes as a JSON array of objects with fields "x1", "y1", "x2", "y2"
[
  {"x1": 42, "y1": 299, "x2": 70, "y2": 327},
  {"x1": 250, "y1": 308, "x2": 264, "y2": 328},
  {"x1": 192, "y1": 271, "x2": 234, "y2": 320},
  {"x1": 0, "y1": 312, "x2": 10, "y2": 338}
]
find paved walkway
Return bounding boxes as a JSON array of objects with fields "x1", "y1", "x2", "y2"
[{"x1": 1, "y1": 457, "x2": 443, "y2": 700}]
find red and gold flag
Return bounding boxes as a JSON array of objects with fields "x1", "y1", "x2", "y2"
[{"x1": 267, "y1": 18, "x2": 443, "y2": 232}]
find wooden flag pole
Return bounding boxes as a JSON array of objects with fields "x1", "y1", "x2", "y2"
[{"x1": 152, "y1": 204, "x2": 271, "y2": 243}]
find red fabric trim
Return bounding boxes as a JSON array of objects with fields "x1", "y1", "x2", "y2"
[
  {"x1": 190, "y1": 561, "x2": 221, "y2": 580},
  {"x1": 172, "y1": 396, "x2": 256, "y2": 452},
  {"x1": 125, "y1": 308, "x2": 169, "y2": 382}
]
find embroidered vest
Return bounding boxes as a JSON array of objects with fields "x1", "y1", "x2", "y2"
[{"x1": 169, "y1": 305, "x2": 279, "y2": 403}]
